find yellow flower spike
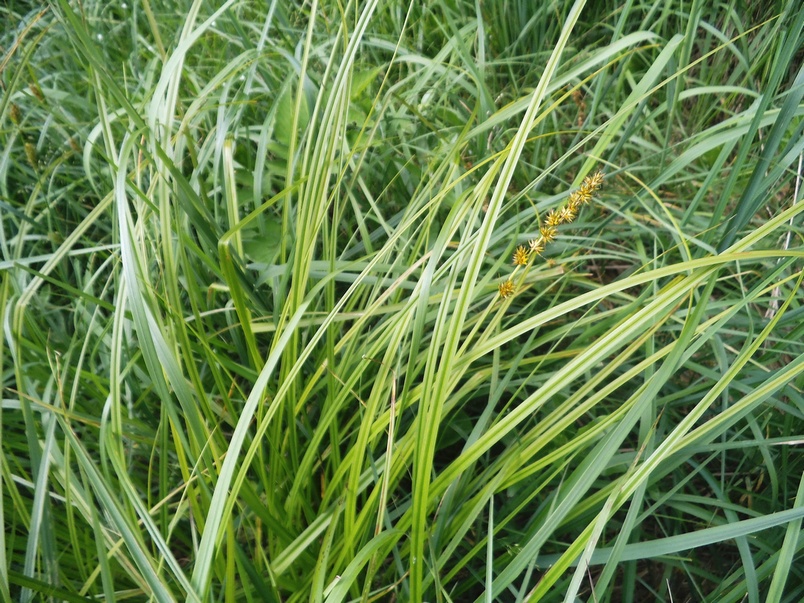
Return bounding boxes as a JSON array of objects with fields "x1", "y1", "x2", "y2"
[
  {"x1": 559, "y1": 205, "x2": 577, "y2": 224},
  {"x1": 501, "y1": 169, "x2": 602, "y2": 290},
  {"x1": 529, "y1": 237, "x2": 545, "y2": 254},
  {"x1": 540, "y1": 223, "x2": 557, "y2": 243},
  {"x1": 545, "y1": 209, "x2": 562, "y2": 228},
  {"x1": 583, "y1": 170, "x2": 604, "y2": 194},
  {"x1": 574, "y1": 188, "x2": 594, "y2": 206},
  {"x1": 567, "y1": 191, "x2": 583, "y2": 211},
  {"x1": 512, "y1": 245, "x2": 530, "y2": 266},
  {"x1": 498, "y1": 280, "x2": 515, "y2": 298}
]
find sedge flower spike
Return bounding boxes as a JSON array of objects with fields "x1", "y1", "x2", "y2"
[
  {"x1": 559, "y1": 205, "x2": 577, "y2": 224},
  {"x1": 498, "y1": 280, "x2": 515, "y2": 298},
  {"x1": 583, "y1": 170, "x2": 604, "y2": 194},
  {"x1": 539, "y1": 223, "x2": 558, "y2": 243},
  {"x1": 529, "y1": 237, "x2": 545, "y2": 254},
  {"x1": 545, "y1": 209, "x2": 562, "y2": 228},
  {"x1": 498, "y1": 170, "x2": 604, "y2": 301},
  {"x1": 513, "y1": 245, "x2": 530, "y2": 266}
]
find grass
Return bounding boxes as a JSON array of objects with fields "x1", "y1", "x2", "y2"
[{"x1": 2, "y1": 0, "x2": 804, "y2": 601}]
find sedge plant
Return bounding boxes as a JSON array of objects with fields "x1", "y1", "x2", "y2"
[{"x1": 1, "y1": 0, "x2": 804, "y2": 602}]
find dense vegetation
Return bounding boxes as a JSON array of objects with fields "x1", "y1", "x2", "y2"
[{"x1": 2, "y1": 0, "x2": 804, "y2": 601}]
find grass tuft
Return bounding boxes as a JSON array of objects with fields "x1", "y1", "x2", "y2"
[{"x1": 2, "y1": 1, "x2": 804, "y2": 601}]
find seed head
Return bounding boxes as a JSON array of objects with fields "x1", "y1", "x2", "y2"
[
  {"x1": 24, "y1": 142, "x2": 37, "y2": 169},
  {"x1": 582, "y1": 171, "x2": 604, "y2": 194},
  {"x1": 545, "y1": 209, "x2": 562, "y2": 228},
  {"x1": 513, "y1": 245, "x2": 530, "y2": 266},
  {"x1": 540, "y1": 223, "x2": 557, "y2": 243},
  {"x1": 559, "y1": 205, "x2": 577, "y2": 224},
  {"x1": 498, "y1": 280, "x2": 515, "y2": 299},
  {"x1": 529, "y1": 237, "x2": 545, "y2": 254},
  {"x1": 10, "y1": 104, "x2": 22, "y2": 125},
  {"x1": 576, "y1": 189, "x2": 594, "y2": 207},
  {"x1": 566, "y1": 191, "x2": 581, "y2": 211}
]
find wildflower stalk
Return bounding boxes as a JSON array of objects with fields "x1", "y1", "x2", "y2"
[{"x1": 498, "y1": 170, "x2": 604, "y2": 298}]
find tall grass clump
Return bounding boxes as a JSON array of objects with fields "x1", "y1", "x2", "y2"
[{"x1": 2, "y1": 0, "x2": 804, "y2": 601}]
